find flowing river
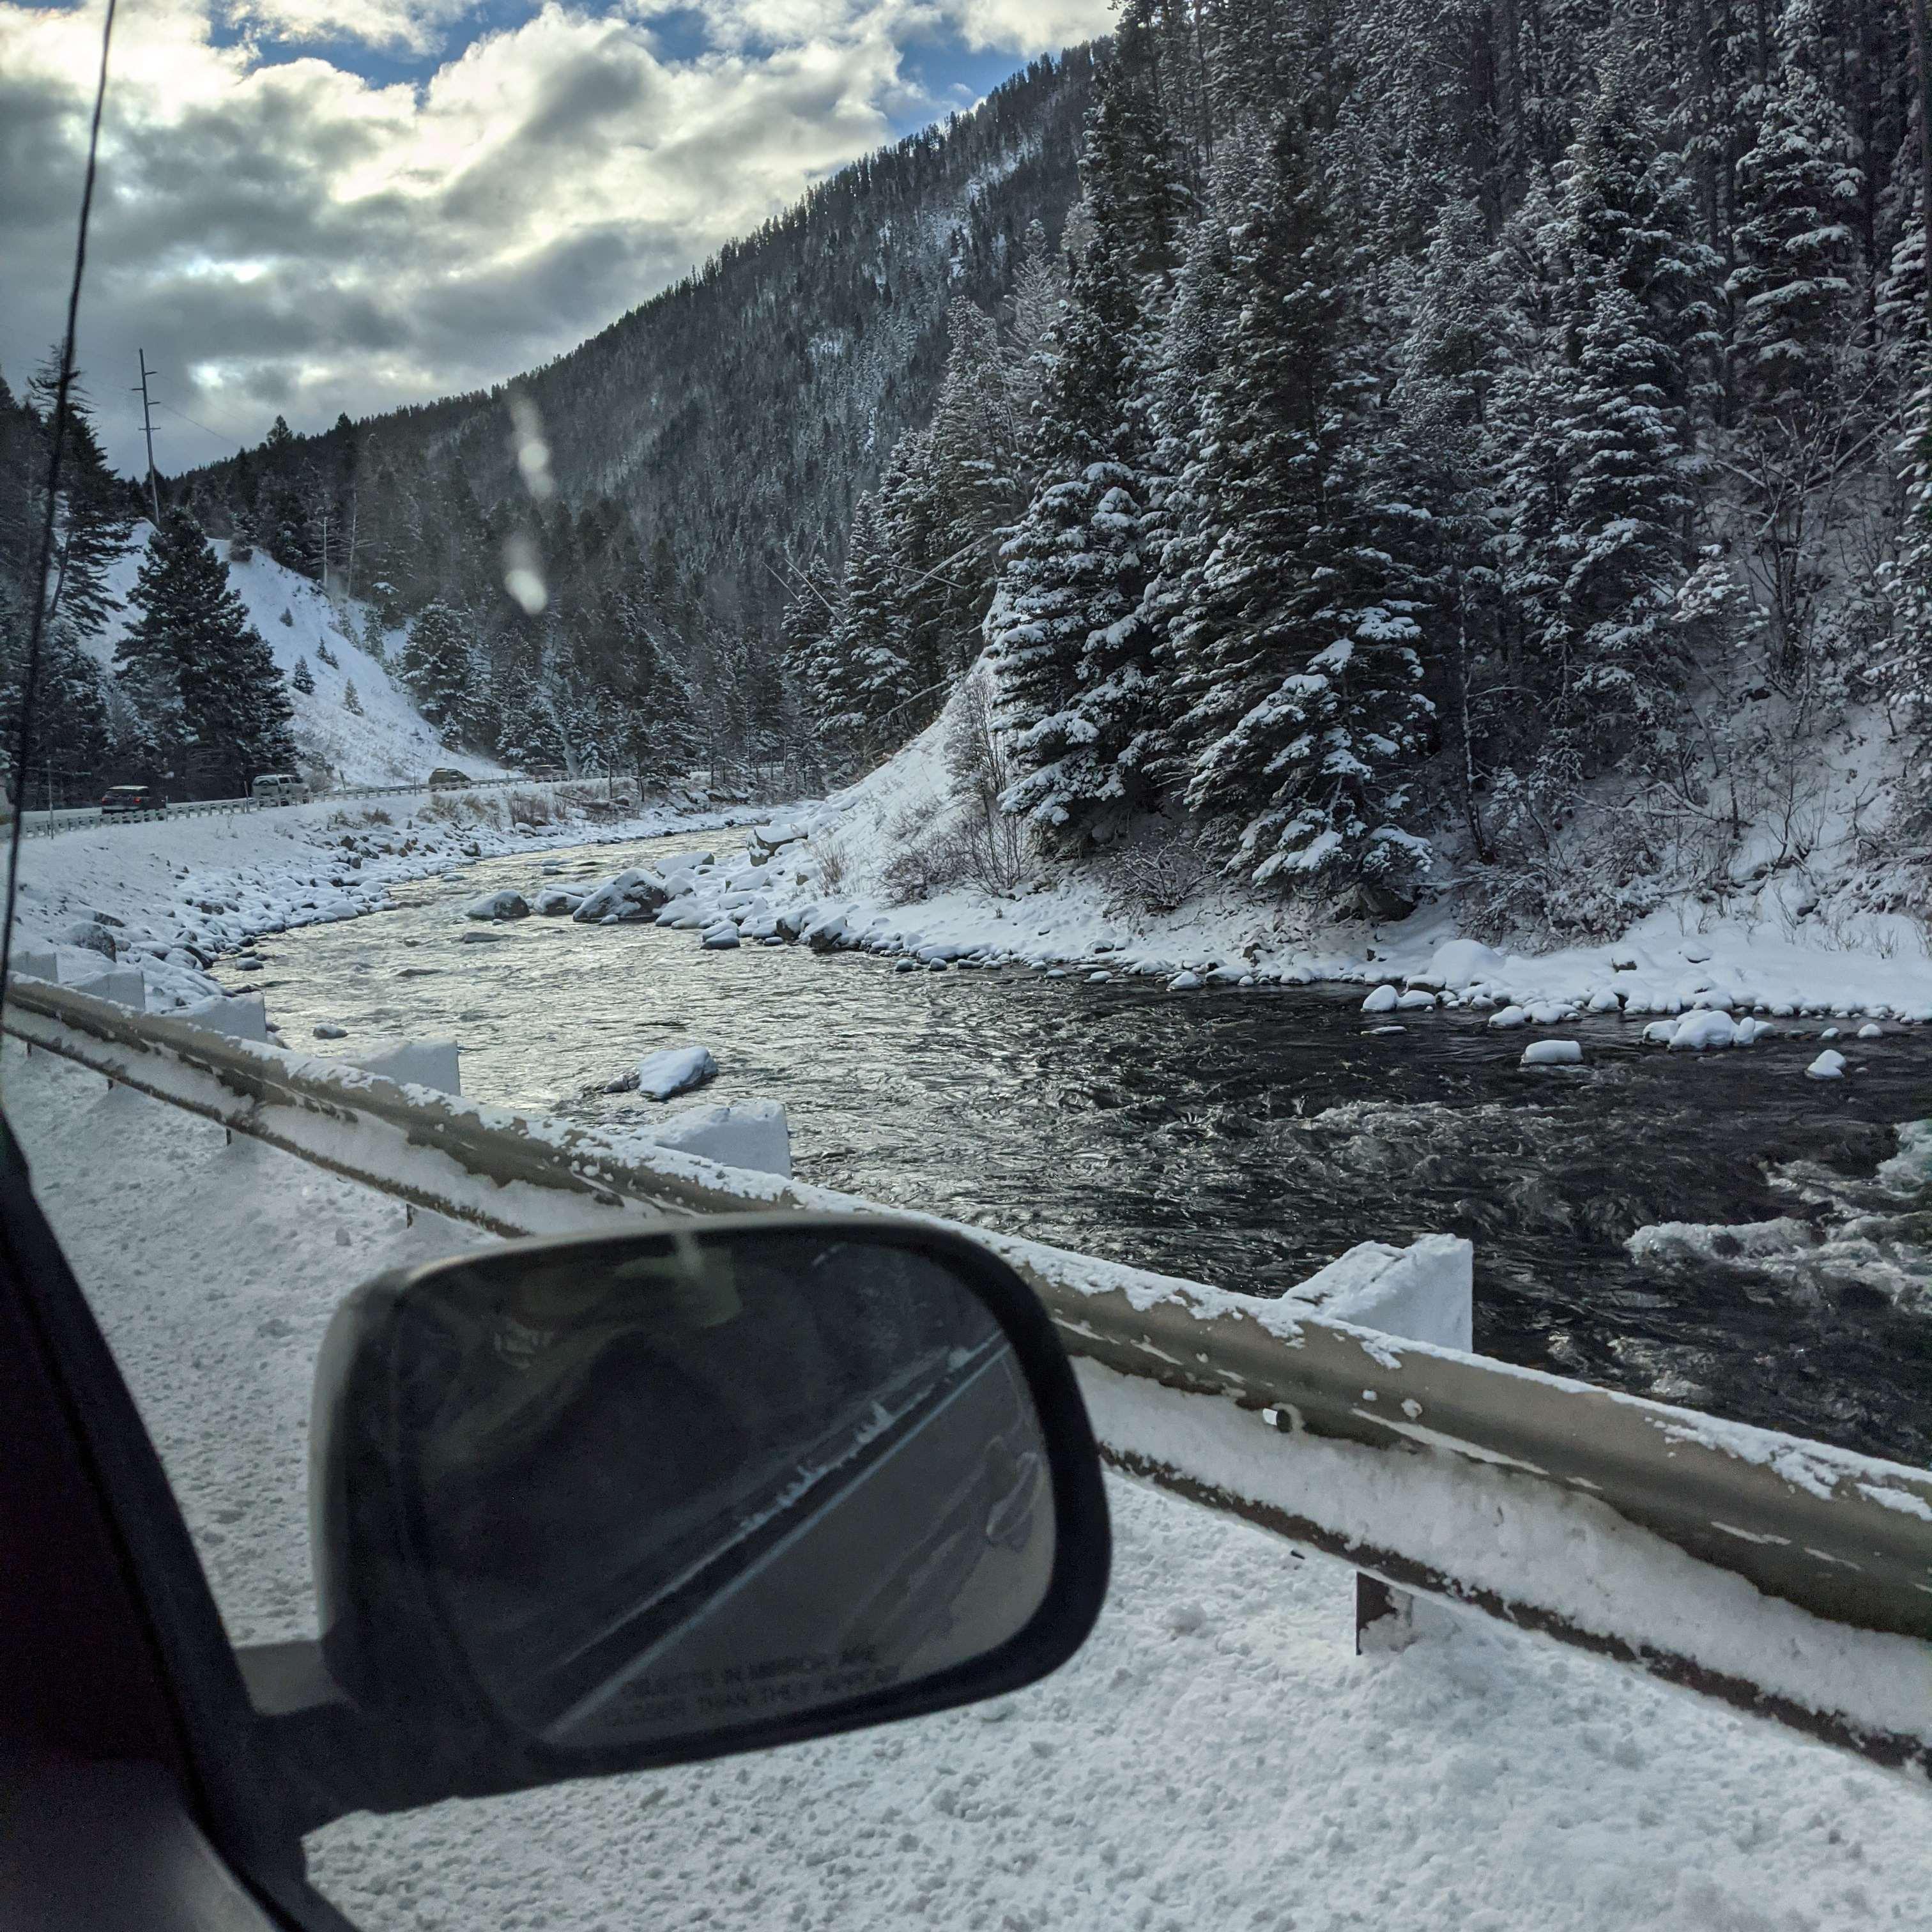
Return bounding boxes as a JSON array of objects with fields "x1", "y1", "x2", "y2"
[{"x1": 226, "y1": 829, "x2": 1932, "y2": 1466}]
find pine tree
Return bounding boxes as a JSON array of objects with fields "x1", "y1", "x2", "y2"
[
  {"x1": 342, "y1": 678, "x2": 363, "y2": 716},
  {"x1": 1549, "y1": 283, "x2": 1697, "y2": 754},
  {"x1": 986, "y1": 14, "x2": 1182, "y2": 843},
  {"x1": 1173, "y1": 114, "x2": 1434, "y2": 906},
  {"x1": 291, "y1": 655, "x2": 315, "y2": 694},
  {"x1": 315, "y1": 639, "x2": 338, "y2": 668},
  {"x1": 401, "y1": 602, "x2": 475, "y2": 736},
  {"x1": 27, "y1": 355, "x2": 133, "y2": 641},
  {"x1": 0, "y1": 578, "x2": 111, "y2": 804},
  {"x1": 831, "y1": 494, "x2": 917, "y2": 749},
  {"x1": 1726, "y1": 0, "x2": 1862, "y2": 404},
  {"x1": 119, "y1": 509, "x2": 296, "y2": 790}
]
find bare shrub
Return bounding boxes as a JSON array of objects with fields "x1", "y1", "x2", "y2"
[
  {"x1": 939, "y1": 676, "x2": 1027, "y2": 895},
  {"x1": 881, "y1": 824, "x2": 984, "y2": 903},
  {"x1": 1106, "y1": 824, "x2": 1216, "y2": 916},
  {"x1": 505, "y1": 788, "x2": 556, "y2": 826},
  {"x1": 813, "y1": 834, "x2": 851, "y2": 896}
]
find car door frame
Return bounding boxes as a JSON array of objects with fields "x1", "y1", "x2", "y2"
[{"x1": 0, "y1": 1110, "x2": 355, "y2": 1931}]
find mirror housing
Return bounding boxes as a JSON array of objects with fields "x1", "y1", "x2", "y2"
[{"x1": 261, "y1": 1215, "x2": 1108, "y2": 1823}]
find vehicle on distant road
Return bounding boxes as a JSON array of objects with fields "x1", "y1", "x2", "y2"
[
  {"x1": 427, "y1": 767, "x2": 472, "y2": 788},
  {"x1": 523, "y1": 765, "x2": 566, "y2": 781},
  {"x1": 250, "y1": 772, "x2": 310, "y2": 806},
  {"x1": 99, "y1": 785, "x2": 166, "y2": 816}
]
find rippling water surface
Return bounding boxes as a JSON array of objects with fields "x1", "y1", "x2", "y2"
[{"x1": 233, "y1": 832, "x2": 1932, "y2": 1464}]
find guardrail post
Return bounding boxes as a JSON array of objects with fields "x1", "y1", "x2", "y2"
[{"x1": 1356, "y1": 1573, "x2": 1413, "y2": 1653}]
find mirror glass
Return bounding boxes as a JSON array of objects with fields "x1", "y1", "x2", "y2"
[{"x1": 385, "y1": 1227, "x2": 1056, "y2": 1754}]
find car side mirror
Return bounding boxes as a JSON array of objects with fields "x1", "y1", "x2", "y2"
[{"x1": 246, "y1": 1215, "x2": 1108, "y2": 1828}]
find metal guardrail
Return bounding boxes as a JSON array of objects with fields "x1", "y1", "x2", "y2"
[
  {"x1": 15, "y1": 773, "x2": 687, "y2": 839},
  {"x1": 7, "y1": 976, "x2": 1932, "y2": 1777}
]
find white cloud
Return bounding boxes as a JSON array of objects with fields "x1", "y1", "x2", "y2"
[{"x1": 1, "y1": 0, "x2": 1106, "y2": 471}]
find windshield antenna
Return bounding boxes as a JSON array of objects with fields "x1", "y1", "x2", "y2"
[{"x1": 2, "y1": 0, "x2": 119, "y2": 1066}]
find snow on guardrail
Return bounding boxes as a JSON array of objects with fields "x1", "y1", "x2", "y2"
[{"x1": 6, "y1": 974, "x2": 1932, "y2": 1780}]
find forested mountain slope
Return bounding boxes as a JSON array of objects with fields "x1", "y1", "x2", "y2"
[
  {"x1": 791, "y1": 0, "x2": 1932, "y2": 947},
  {"x1": 146, "y1": 50, "x2": 1096, "y2": 793}
]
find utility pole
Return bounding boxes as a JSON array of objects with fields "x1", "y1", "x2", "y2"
[{"x1": 133, "y1": 349, "x2": 162, "y2": 523}]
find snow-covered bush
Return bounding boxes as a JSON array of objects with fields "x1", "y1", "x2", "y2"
[{"x1": 1106, "y1": 824, "x2": 1216, "y2": 916}]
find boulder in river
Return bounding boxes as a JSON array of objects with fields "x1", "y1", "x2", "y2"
[
  {"x1": 635, "y1": 1044, "x2": 717, "y2": 1100},
  {"x1": 463, "y1": 889, "x2": 529, "y2": 922},
  {"x1": 533, "y1": 886, "x2": 583, "y2": 916},
  {"x1": 700, "y1": 924, "x2": 741, "y2": 950},
  {"x1": 572, "y1": 869, "x2": 671, "y2": 923},
  {"x1": 1521, "y1": 1039, "x2": 1583, "y2": 1066}
]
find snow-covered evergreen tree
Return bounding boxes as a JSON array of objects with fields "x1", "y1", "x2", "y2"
[
  {"x1": 401, "y1": 602, "x2": 475, "y2": 739},
  {"x1": 988, "y1": 4, "x2": 1183, "y2": 843},
  {"x1": 291, "y1": 655, "x2": 315, "y2": 694},
  {"x1": 1172, "y1": 112, "x2": 1434, "y2": 906},
  {"x1": 1726, "y1": 0, "x2": 1862, "y2": 405},
  {"x1": 27, "y1": 356, "x2": 132, "y2": 641},
  {"x1": 119, "y1": 508, "x2": 297, "y2": 789}
]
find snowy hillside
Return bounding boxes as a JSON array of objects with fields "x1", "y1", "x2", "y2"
[{"x1": 93, "y1": 526, "x2": 500, "y2": 788}]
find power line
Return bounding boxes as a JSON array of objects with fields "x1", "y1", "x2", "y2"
[{"x1": 157, "y1": 397, "x2": 257, "y2": 447}]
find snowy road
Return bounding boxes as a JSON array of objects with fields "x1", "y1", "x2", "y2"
[{"x1": 10, "y1": 1041, "x2": 1931, "y2": 1932}]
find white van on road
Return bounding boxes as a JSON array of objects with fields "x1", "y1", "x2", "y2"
[{"x1": 250, "y1": 772, "x2": 310, "y2": 806}]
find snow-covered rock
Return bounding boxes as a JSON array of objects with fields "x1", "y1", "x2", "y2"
[
  {"x1": 1395, "y1": 989, "x2": 1438, "y2": 1011},
  {"x1": 572, "y1": 869, "x2": 670, "y2": 924},
  {"x1": 1521, "y1": 1039, "x2": 1583, "y2": 1066},
  {"x1": 532, "y1": 886, "x2": 583, "y2": 916},
  {"x1": 1361, "y1": 983, "x2": 1400, "y2": 1014},
  {"x1": 1423, "y1": 939, "x2": 1505, "y2": 988},
  {"x1": 643, "y1": 1098, "x2": 790, "y2": 1177},
  {"x1": 635, "y1": 1045, "x2": 717, "y2": 1101},
  {"x1": 1858, "y1": 1022, "x2": 1884, "y2": 1040},
  {"x1": 746, "y1": 822, "x2": 807, "y2": 864},
  {"x1": 463, "y1": 889, "x2": 530, "y2": 921},
  {"x1": 1487, "y1": 1005, "x2": 1529, "y2": 1029},
  {"x1": 700, "y1": 924, "x2": 742, "y2": 950},
  {"x1": 1805, "y1": 1050, "x2": 1846, "y2": 1081},
  {"x1": 342, "y1": 1038, "x2": 461, "y2": 1097},
  {"x1": 1666, "y1": 1009, "x2": 1742, "y2": 1052}
]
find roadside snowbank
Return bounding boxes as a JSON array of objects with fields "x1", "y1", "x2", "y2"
[
  {"x1": 13, "y1": 1044, "x2": 1930, "y2": 1932},
  {"x1": 672, "y1": 676, "x2": 1932, "y2": 1027}
]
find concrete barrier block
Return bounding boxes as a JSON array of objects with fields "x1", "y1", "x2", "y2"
[
  {"x1": 344, "y1": 1038, "x2": 461, "y2": 1098},
  {"x1": 62, "y1": 963, "x2": 148, "y2": 1011},
  {"x1": 174, "y1": 992, "x2": 270, "y2": 1043},
  {"x1": 1280, "y1": 1233, "x2": 1473, "y2": 1353}
]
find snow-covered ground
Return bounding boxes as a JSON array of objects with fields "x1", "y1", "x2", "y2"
[
  {"x1": 702, "y1": 673, "x2": 1932, "y2": 1027},
  {"x1": 10, "y1": 1040, "x2": 1930, "y2": 1932},
  {"x1": 9, "y1": 786, "x2": 778, "y2": 1011},
  {"x1": 91, "y1": 528, "x2": 498, "y2": 786}
]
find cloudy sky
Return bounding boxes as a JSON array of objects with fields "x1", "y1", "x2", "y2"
[{"x1": 2, "y1": 0, "x2": 1112, "y2": 475}]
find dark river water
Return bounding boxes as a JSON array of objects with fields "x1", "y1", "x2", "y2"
[{"x1": 229, "y1": 832, "x2": 1932, "y2": 1466}]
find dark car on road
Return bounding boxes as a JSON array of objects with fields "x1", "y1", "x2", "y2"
[{"x1": 98, "y1": 785, "x2": 166, "y2": 816}]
